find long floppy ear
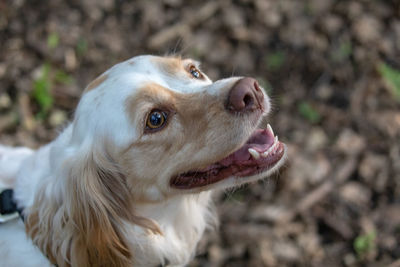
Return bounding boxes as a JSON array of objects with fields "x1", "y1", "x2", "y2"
[{"x1": 26, "y1": 146, "x2": 161, "y2": 267}]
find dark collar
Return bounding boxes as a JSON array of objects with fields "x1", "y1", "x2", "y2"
[{"x1": 0, "y1": 189, "x2": 24, "y2": 223}]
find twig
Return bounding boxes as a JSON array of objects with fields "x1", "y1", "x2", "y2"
[{"x1": 18, "y1": 93, "x2": 35, "y2": 132}]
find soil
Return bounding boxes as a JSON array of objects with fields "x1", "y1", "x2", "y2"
[{"x1": 1, "y1": 0, "x2": 400, "y2": 266}]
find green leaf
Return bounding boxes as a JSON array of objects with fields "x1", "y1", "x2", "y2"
[
  {"x1": 266, "y1": 51, "x2": 286, "y2": 71},
  {"x1": 378, "y1": 63, "x2": 400, "y2": 101},
  {"x1": 54, "y1": 70, "x2": 73, "y2": 85},
  {"x1": 298, "y1": 102, "x2": 321, "y2": 123},
  {"x1": 33, "y1": 64, "x2": 53, "y2": 116},
  {"x1": 353, "y1": 231, "x2": 376, "y2": 258},
  {"x1": 76, "y1": 38, "x2": 88, "y2": 56},
  {"x1": 47, "y1": 32, "x2": 59, "y2": 49}
]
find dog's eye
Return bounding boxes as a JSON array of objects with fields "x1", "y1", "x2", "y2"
[
  {"x1": 189, "y1": 65, "x2": 201, "y2": 79},
  {"x1": 146, "y1": 110, "x2": 167, "y2": 130}
]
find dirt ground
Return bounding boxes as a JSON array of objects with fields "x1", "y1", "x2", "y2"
[{"x1": 1, "y1": 0, "x2": 400, "y2": 266}]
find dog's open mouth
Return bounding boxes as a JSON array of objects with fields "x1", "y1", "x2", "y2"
[{"x1": 171, "y1": 124, "x2": 285, "y2": 189}]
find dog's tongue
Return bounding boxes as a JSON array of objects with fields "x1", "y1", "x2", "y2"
[{"x1": 216, "y1": 129, "x2": 275, "y2": 167}]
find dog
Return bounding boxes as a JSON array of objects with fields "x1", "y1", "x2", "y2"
[{"x1": 0, "y1": 55, "x2": 286, "y2": 267}]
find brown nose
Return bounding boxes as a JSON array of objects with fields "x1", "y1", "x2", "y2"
[{"x1": 227, "y1": 77, "x2": 264, "y2": 113}]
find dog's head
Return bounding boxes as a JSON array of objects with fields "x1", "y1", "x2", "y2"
[
  {"x1": 76, "y1": 55, "x2": 286, "y2": 201},
  {"x1": 26, "y1": 55, "x2": 286, "y2": 266}
]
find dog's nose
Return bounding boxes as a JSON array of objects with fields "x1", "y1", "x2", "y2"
[{"x1": 227, "y1": 77, "x2": 264, "y2": 113}]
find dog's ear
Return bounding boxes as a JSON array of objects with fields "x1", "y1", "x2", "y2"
[{"x1": 26, "y1": 146, "x2": 161, "y2": 267}]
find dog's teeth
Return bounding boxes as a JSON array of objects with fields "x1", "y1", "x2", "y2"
[
  {"x1": 248, "y1": 148, "x2": 260, "y2": 160},
  {"x1": 260, "y1": 134, "x2": 280, "y2": 158},
  {"x1": 263, "y1": 141, "x2": 277, "y2": 157},
  {"x1": 264, "y1": 146, "x2": 273, "y2": 157},
  {"x1": 267, "y1": 124, "x2": 274, "y2": 136}
]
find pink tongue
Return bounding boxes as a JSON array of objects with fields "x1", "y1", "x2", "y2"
[{"x1": 219, "y1": 129, "x2": 274, "y2": 166}]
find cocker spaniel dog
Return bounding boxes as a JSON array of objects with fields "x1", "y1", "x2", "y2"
[{"x1": 0, "y1": 55, "x2": 286, "y2": 267}]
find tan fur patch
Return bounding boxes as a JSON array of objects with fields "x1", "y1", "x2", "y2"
[
  {"x1": 84, "y1": 73, "x2": 108, "y2": 93},
  {"x1": 152, "y1": 56, "x2": 184, "y2": 76}
]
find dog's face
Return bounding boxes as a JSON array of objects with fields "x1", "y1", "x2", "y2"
[{"x1": 75, "y1": 55, "x2": 286, "y2": 202}]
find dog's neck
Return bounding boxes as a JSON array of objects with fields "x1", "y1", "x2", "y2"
[{"x1": 130, "y1": 192, "x2": 215, "y2": 266}]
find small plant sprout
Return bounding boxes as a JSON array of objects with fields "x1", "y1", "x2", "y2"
[
  {"x1": 298, "y1": 101, "x2": 321, "y2": 124},
  {"x1": 353, "y1": 231, "x2": 376, "y2": 259},
  {"x1": 378, "y1": 63, "x2": 400, "y2": 102}
]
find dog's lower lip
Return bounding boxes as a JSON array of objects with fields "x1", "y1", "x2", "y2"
[{"x1": 170, "y1": 126, "x2": 285, "y2": 189}]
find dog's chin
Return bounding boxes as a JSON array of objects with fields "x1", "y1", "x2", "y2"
[{"x1": 170, "y1": 125, "x2": 286, "y2": 192}]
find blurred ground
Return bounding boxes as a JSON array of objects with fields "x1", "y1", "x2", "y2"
[{"x1": 1, "y1": 0, "x2": 400, "y2": 266}]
